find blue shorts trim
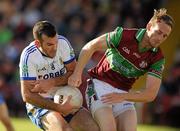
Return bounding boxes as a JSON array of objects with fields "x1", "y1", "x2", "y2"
[
  {"x1": 26, "y1": 100, "x2": 81, "y2": 130},
  {"x1": 26, "y1": 103, "x2": 49, "y2": 130},
  {"x1": 0, "y1": 93, "x2": 5, "y2": 105}
]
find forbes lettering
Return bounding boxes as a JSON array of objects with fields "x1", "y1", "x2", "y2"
[{"x1": 38, "y1": 67, "x2": 66, "y2": 79}]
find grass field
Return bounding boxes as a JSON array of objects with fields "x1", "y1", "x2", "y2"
[{"x1": 0, "y1": 118, "x2": 179, "y2": 131}]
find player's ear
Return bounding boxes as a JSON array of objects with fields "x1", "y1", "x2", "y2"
[
  {"x1": 146, "y1": 23, "x2": 152, "y2": 31},
  {"x1": 35, "y1": 40, "x2": 40, "y2": 47}
]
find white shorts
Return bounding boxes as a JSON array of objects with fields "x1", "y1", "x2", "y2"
[{"x1": 85, "y1": 78, "x2": 135, "y2": 118}]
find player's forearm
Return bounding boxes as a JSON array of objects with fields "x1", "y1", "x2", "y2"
[
  {"x1": 124, "y1": 79, "x2": 160, "y2": 102},
  {"x1": 124, "y1": 90, "x2": 156, "y2": 102},
  {"x1": 23, "y1": 93, "x2": 60, "y2": 112}
]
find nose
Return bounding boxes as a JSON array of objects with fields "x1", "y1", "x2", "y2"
[{"x1": 157, "y1": 34, "x2": 164, "y2": 42}]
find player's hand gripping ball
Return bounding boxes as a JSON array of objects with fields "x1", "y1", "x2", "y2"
[{"x1": 54, "y1": 85, "x2": 83, "y2": 112}]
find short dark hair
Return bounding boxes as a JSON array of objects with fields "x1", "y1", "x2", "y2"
[
  {"x1": 33, "y1": 21, "x2": 57, "y2": 41},
  {"x1": 150, "y1": 8, "x2": 174, "y2": 28}
]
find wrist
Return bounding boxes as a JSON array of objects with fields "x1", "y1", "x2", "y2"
[
  {"x1": 122, "y1": 93, "x2": 129, "y2": 101},
  {"x1": 55, "y1": 104, "x2": 63, "y2": 113},
  {"x1": 74, "y1": 70, "x2": 82, "y2": 76}
]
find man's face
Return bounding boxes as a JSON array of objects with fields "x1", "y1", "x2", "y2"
[
  {"x1": 40, "y1": 34, "x2": 58, "y2": 58},
  {"x1": 147, "y1": 20, "x2": 172, "y2": 48}
]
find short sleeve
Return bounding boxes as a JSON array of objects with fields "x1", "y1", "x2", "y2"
[
  {"x1": 19, "y1": 49, "x2": 37, "y2": 80},
  {"x1": 58, "y1": 36, "x2": 76, "y2": 64},
  {"x1": 106, "y1": 27, "x2": 123, "y2": 48},
  {"x1": 148, "y1": 58, "x2": 165, "y2": 79}
]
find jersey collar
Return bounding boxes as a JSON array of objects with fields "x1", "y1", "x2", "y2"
[{"x1": 136, "y1": 28, "x2": 158, "y2": 53}]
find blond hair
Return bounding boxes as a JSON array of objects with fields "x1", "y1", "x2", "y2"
[{"x1": 150, "y1": 8, "x2": 174, "y2": 28}]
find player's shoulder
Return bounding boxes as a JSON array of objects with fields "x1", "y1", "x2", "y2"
[
  {"x1": 57, "y1": 35, "x2": 72, "y2": 49},
  {"x1": 121, "y1": 27, "x2": 141, "y2": 41},
  {"x1": 122, "y1": 27, "x2": 139, "y2": 35},
  {"x1": 57, "y1": 35, "x2": 70, "y2": 44},
  {"x1": 21, "y1": 42, "x2": 37, "y2": 53},
  {"x1": 20, "y1": 41, "x2": 38, "y2": 60}
]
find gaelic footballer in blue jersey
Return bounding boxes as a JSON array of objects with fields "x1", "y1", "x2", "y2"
[{"x1": 19, "y1": 21, "x2": 99, "y2": 131}]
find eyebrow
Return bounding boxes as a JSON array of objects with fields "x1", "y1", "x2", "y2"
[
  {"x1": 46, "y1": 42, "x2": 54, "y2": 46},
  {"x1": 159, "y1": 30, "x2": 168, "y2": 37}
]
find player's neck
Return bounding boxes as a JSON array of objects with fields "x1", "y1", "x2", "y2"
[
  {"x1": 141, "y1": 33, "x2": 153, "y2": 49},
  {"x1": 38, "y1": 47, "x2": 51, "y2": 58}
]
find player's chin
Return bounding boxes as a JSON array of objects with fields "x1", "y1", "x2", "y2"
[{"x1": 150, "y1": 42, "x2": 159, "y2": 48}]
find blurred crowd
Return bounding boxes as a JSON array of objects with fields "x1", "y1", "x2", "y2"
[
  {"x1": 149, "y1": 47, "x2": 180, "y2": 128},
  {"x1": 0, "y1": 0, "x2": 179, "y2": 128}
]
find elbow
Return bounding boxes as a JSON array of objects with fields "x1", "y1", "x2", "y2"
[
  {"x1": 144, "y1": 94, "x2": 157, "y2": 103},
  {"x1": 83, "y1": 42, "x2": 98, "y2": 52},
  {"x1": 22, "y1": 93, "x2": 32, "y2": 103}
]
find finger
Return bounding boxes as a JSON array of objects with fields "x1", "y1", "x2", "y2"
[
  {"x1": 35, "y1": 80, "x2": 40, "y2": 85},
  {"x1": 29, "y1": 81, "x2": 37, "y2": 86},
  {"x1": 101, "y1": 93, "x2": 114, "y2": 97},
  {"x1": 72, "y1": 80, "x2": 78, "y2": 87},
  {"x1": 61, "y1": 96, "x2": 70, "y2": 105},
  {"x1": 101, "y1": 95, "x2": 112, "y2": 99},
  {"x1": 68, "y1": 78, "x2": 72, "y2": 86},
  {"x1": 29, "y1": 83, "x2": 36, "y2": 86},
  {"x1": 101, "y1": 99, "x2": 113, "y2": 104},
  {"x1": 31, "y1": 84, "x2": 45, "y2": 93},
  {"x1": 101, "y1": 95, "x2": 115, "y2": 102},
  {"x1": 103, "y1": 102, "x2": 113, "y2": 104},
  {"x1": 101, "y1": 98, "x2": 114, "y2": 104},
  {"x1": 68, "y1": 80, "x2": 77, "y2": 87},
  {"x1": 77, "y1": 81, "x2": 82, "y2": 87},
  {"x1": 31, "y1": 85, "x2": 39, "y2": 92},
  {"x1": 65, "y1": 95, "x2": 72, "y2": 103},
  {"x1": 101, "y1": 97, "x2": 112, "y2": 102}
]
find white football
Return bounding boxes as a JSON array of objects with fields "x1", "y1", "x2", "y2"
[{"x1": 54, "y1": 85, "x2": 83, "y2": 110}]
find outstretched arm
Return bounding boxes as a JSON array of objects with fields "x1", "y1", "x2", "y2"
[
  {"x1": 68, "y1": 34, "x2": 108, "y2": 87},
  {"x1": 101, "y1": 75, "x2": 162, "y2": 103}
]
